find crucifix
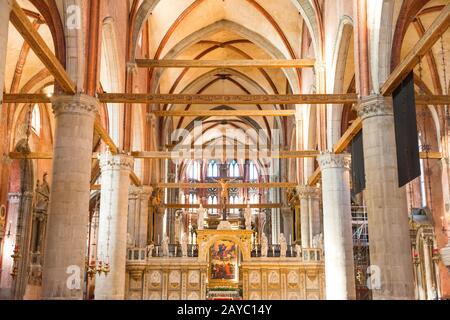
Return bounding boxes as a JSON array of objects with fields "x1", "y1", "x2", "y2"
[{"x1": 213, "y1": 178, "x2": 236, "y2": 221}]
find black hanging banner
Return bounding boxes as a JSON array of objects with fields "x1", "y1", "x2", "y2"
[
  {"x1": 351, "y1": 130, "x2": 366, "y2": 195},
  {"x1": 393, "y1": 72, "x2": 421, "y2": 187}
]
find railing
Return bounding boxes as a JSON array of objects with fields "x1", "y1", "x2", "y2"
[
  {"x1": 127, "y1": 246, "x2": 322, "y2": 262},
  {"x1": 127, "y1": 244, "x2": 199, "y2": 262},
  {"x1": 251, "y1": 245, "x2": 322, "y2": 262}
]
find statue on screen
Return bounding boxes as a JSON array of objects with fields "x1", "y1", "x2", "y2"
[
  {"x1": 197, "y1": 203, "x2": 205, "y2": 230},
  {"x1": 180, "y1": 233, "x2": 188, "y2": 257},
  {"x1": 244, "y1": 203, "x2": 252, "y2": 230},
  {"x1": 261, "y1": 234, "x2": 268, "y2": 258},
  {"x1": 279, "y1": 233, "x2": 287, "y2": 258},
  {"x1": 162, "y1": 235, "x2": 170, "y2": 257}
]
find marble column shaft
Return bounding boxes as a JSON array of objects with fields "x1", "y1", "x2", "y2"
[
  {"x1": 318, "y1": 153, "x2": 356, "y2": 300},
  {"x1": 94, "y1": 151, "x2": 134, "y2": 300},
  {"x1": 128, "y1": 186, "x2": 152, "y2": 248},
  {"x1": 297, "y1": 186, "x2": 321, "y2": 248},
  {"x1": 357, "y1": 95, "x2": 415, "y2": 299},
  {"x1": 42, "y1": 95, "x2": 98, "y2": 300}
]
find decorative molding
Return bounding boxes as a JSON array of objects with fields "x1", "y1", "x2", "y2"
[
  {"x1": 51, "y1": 94, "x2": 99, "y2": 118},
  {"x1": 317, "y1": 153, "x2": 351, "y2": 171},
  {"x1": 356, "y1": 95, "x2": 394, "y2": 120},
  {"x1": 296, "y1": 186, "x2": 321, "y2": 200},
  {"x1": 100, "y1": 150, "x2": 134, "y2": 172}
]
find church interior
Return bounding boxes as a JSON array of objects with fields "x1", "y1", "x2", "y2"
[{"x1": 0, "y1": 0, "x2": 449, "y2": 300}]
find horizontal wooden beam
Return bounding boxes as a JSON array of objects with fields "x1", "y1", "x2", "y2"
[
  {"x1": 132, "y1": 150, "x2": 320, "y2": 160},
  {"x1": 161, "y1": 204, "x2": 282, "y2": 209},
  {"x1": 9, "y1": 1, "x2": 76, "y2": 94},
  {"x1": 381, "y1": 3, "x2": 450, "y2": 95},
  {"x1": 135, "y1": 59, "x2": 316, "y2": 69},
  {"x1": 151, "y1": 110, "x2": 297, "y2": 117},
  {"x1": 5, "y1": 93, "x2": 447, "y2": 106},
  {"x1": 415, "y1": 95, "x2": 450, "y2": 106},
  {"x1": 97, "y1": 93, "x2": 358, "y2": 105},
  {"x1": 155, "y1": 182, "x2": 297, "y2": 189}
]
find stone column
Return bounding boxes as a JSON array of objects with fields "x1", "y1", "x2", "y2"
[
  {"x1": 94, "y1": 151, "x2": 134, "y2": 300},
  {"x1": 308, "y1": 188, "x2": 321, "y2": 242},
  {"x1": 128, "y1": 186, "x2": 152, "y2": 248},
  {"x1": 0, "y1": 0, "x2": 11, "y2": 105},
  {"x1": 42, "y1": 95, "x2": 98, "y2": 300},
  {"x1": 281, "y1": 207, "x2": 293, "y2": 245},
  {"x1": 357, "y1": 95, "x2": 415, "y2": 299},
  {"x1": 297, "y1": 186, "x2": 310, "y2": 248},
  {"x1": 297, "y1": 186, "x2": 321, "y2": 248},
  {"x1": 318, "y1": 153, "x2": 356, "y2": 300}
]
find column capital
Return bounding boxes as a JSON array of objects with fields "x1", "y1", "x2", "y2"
[
  {"x1": 296, "y1": 186, "x2": 321, "y2": 199},
  {"x1": 129, "y1": 185, "x2": 153, "y2": 199},
  {"x1": 99, "y1": 150, "x2": 134, "y2": 172},
  {"x1": 51, "y1": 94, "x2": 99, "y2": 118},
  {"x1": 318, "y1": 153, "x2": 351, "y2": 171},
  {"x1": 356, "y1": 94, "x2": 393, "y2": 120}
]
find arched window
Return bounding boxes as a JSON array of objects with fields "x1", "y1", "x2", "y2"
[
  {"x1": 188, "y1": 161, "x2": 200, "y2": 180},
  {"x1": 228, "y1": 160, "x2": 240, "y2": 178},
  {"x1": 207, "y1": 194, "x2": 218, "y2": 214},
  {"x1": 31, "y1": 104, "x2": 41, "y2": 136},
  {"x1": 248, "y1": 161, "x2": 258, "y2": 181},
  {"x1": 207, "y1": 160, "x2": 218, "y2": 178}
]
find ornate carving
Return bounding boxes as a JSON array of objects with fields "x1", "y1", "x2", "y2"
[
  {"x1": 296, "y1": 186, "x2": 320, "y2": 200},
  {"x1": 356, "y1": 95, "x2": 394, "y2": 120},
  {"x1": 51, "y1": 94, "x2": 99, "y2": 118},
  {"x1": 100, "y1": 150, "x2": 134, "y2": 172},
  {"x1": 317, "y1": 153, "x2": 351, "y2": 171}
]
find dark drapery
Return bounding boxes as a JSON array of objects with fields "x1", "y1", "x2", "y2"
[
  {"x1": 351, "y1": 130, "x2": 366, "y2": 194},
  {"x1": 393, "y1": 72, "x2": 420, "y2": 187}
]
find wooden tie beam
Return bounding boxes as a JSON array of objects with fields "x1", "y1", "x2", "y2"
[
  {"x1": 381, "y1": 3, "x2": 450, "y2": 95},
  {"x1": 156, "y1": 182, "x2": 297, "y2": 189},
  {"x1": 150, "y1": 110, "x2": 297, "y2": 117},
  {"x1": 162, "y1": 204, "x2": 282, "y2": 209},
  {"x1": 135, "y1": 59, "x2": 316, "y2": 69},
  {"x1": 4, "y1": 93, "x2": 448, "y2": 106},
  {"x1": 132, "y1": 150, "x2": 320, "y2": 160},
  {"x1": 97, "y1": 93, "x2": 358, "y2": 105},
  {"x1": 9, "y1": 1, "x2": 76, "y2": 94}
]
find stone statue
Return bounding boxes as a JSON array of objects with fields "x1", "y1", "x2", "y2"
[
  {"x1": 279, "y1": 233, "x2": 287, "y2": 258},
  {"x1": 295, "y1": 244, "x2": 302, "y2": 259},
  {"x1": 197, "y1": 203, "x2": 206, "y2": 230},
  {"x1": 261, "y1": 234, "x2": 268, "y2": 258},
  {"x1": 312, "y1": 233, "x2": 324, "y2": 249},
  {"x1": 180, "y1": 233, "x2": 188, "y2": 257},
  {"x1": 34, "y1": 172, "x2": 50, "y2": 211},
  {"x1": 162, "y1": 235, "x2": 170, "y2": 257},
  {"x1": 127, "y1": 233, "x2": 134, "y2": 248},
  {"x1": 244, "y1": 204, "x2": 252, "y2": 230},
  {"x1": 146, "y1": 243, "x2": 155, "y2": 258},
  {"x1": 174, "y1": 211, "x2": 182, "y2": 243}
]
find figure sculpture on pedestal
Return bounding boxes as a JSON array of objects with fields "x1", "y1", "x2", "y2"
[
  {"x1": 162, "y1": 235, "x2": 170, "y2": 257},
  {"x1": 244, "y1": 203, "x2": 252, "y2": 230},
  {"x1": 180, "y1": 233, "x2": 188, "y2": 257},
  {"x1": 279, "y1": 233, "x2": 287, "y2": 258},
  {"x1": 197, "y1": 203, "x2": 206, "y2": 230},
  {"x1": 261, "y1": 234, "x2": 268, "y2": 258}
]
